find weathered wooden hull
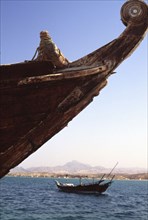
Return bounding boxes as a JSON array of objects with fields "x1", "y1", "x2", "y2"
[{"x1": 0, "y1": 0, "x2": 147, "y2": 178}]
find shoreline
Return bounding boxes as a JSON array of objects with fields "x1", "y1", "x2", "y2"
[{"x1": 6, "y1": 172, "x2": 148, "y2": 181}]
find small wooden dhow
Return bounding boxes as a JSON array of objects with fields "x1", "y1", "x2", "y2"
[
  {"x1": 55, "y1": 163, "x2": 118, "y2": 194},
  {"x1": 55, "y1": 178, "x2": 113, "y2": 194},
  {"x1": 0, "y1": 0, "x2": 147, "y2": 178}
]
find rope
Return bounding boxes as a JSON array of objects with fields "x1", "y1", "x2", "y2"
[{"x1": 33, "y1": 31, "x2": 69, "y2": 68}]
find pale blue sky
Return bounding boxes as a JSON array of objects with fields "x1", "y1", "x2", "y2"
[{"x1": 1, "y1": 0, "x2": 147, "y2": 169}]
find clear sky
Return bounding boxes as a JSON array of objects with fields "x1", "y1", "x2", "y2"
[{"x1": 1, "y1": 0, "x2": 147, "y2": 169}]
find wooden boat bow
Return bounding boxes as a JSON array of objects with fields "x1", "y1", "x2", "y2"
[{"x1": 0, "y1": 0, "x2": 147, "y2": 178}]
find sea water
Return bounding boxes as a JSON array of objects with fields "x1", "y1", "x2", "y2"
[{"x1": 0, "y1": 177, "x2": 147, "y2": 220}]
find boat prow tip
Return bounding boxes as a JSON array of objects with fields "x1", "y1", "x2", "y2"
[{"x1": 121, "y1": 0, "x2": 148, "y2": 26}]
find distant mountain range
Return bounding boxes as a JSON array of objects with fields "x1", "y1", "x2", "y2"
[{"x1": 10, "y1": 160, "x2": 147, "y2": 175}]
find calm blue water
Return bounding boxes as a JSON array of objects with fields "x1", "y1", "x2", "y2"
[{"x1": 0, "y1": 177, "x2": 147, "y2": 220}]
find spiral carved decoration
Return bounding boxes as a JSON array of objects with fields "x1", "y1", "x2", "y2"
[{"x1": 121, "y1": 0, "x2": 148, "y2": 26}]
